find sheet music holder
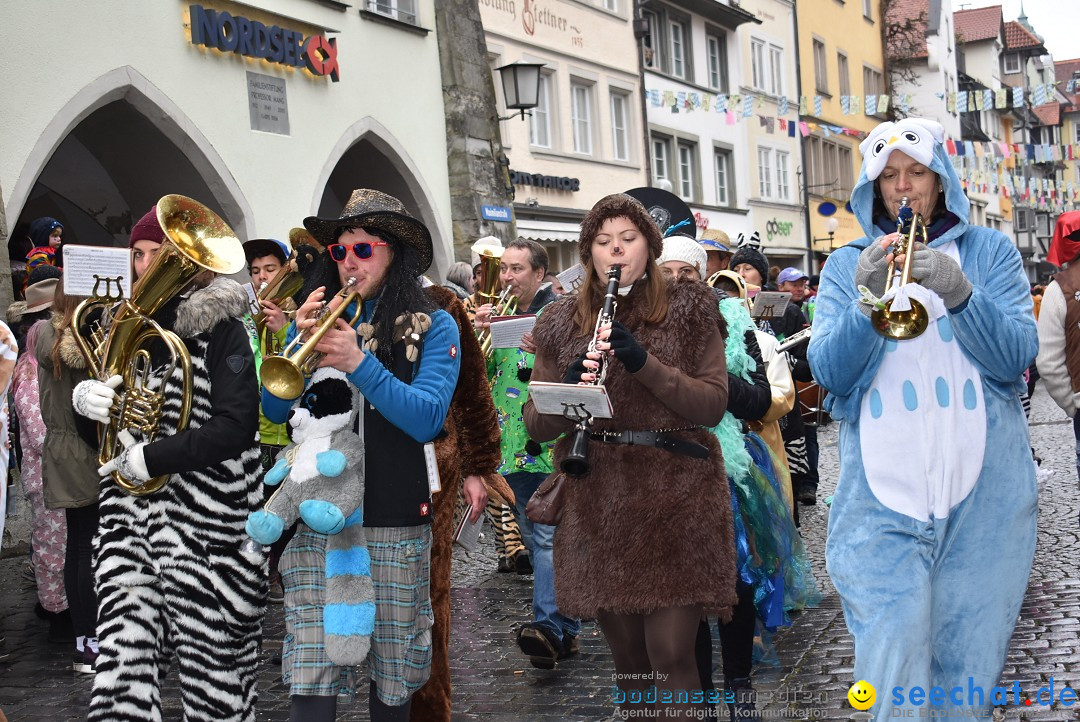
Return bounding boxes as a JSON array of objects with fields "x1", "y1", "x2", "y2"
[
  {"x1": 62, "y1": 245, "x2": 133, "y2": 299},
  {"x1": 528, "y1": 381, "x2": 613, "y2": 420},
  {"x1": 750, "y1": 291, "x2": 791, "y2": 320}
]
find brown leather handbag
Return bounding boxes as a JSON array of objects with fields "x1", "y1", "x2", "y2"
[{"x1": 525, "y1": 472, "x2": 568, "y2": 526}]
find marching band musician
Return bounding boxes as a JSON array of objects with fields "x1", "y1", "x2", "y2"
[
  {"x1": 243, "y1": 237, "x2": 295, "y2": 604},
  {"x1": 72, "y1": 205, "x2": 265, "y2": 721},
  {"x1": 524, "y1": 193, "x2": 735, "y2": 721},
  {"x1": 809, "y1": 118, "x2": 1037, "y2": 719},
  {"x1": 260, "y1": 189, "x2": 460, "y2": 722}
]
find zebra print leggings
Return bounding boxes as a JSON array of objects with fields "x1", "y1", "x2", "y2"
[{"x1": 88, "y1": 511, "x2": 266, "y2": 721}]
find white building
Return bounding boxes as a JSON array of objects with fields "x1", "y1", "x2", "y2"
[
  {"x1": 885, "y1": 0, "x2": 961, "y2": 139},
  {"x1": 954, "y1": 6, "x2": 1013, "y2": 246},
  {"x1": 1, "y1": 1, "x2": 457, "y2": 279},
  {"x1": 641, "y1": 0, "x2": 761, "y2": 243}
]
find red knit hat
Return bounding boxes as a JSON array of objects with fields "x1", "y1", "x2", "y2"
[{"x1": 129, "y1": 206, "x2": 166, "y2": 248}]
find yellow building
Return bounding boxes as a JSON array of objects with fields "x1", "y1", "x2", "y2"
[{"x1": 796, "y1": 0, "x2": 888, "y2": 263}]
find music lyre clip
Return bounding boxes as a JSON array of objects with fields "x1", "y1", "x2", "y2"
[
  {"x1": 91, "y1": 274, "x2": 125, "y2": 302},
  {"x1": 561, "y1": 401, "x2": 591, "y2": 423}
]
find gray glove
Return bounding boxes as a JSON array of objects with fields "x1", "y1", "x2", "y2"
[
  {"x1": 908, "y1": 243, "x2": 973, "y2": 309},
  {"x1": 854, "y1": 239, "x2": 890, "y2": 317}
]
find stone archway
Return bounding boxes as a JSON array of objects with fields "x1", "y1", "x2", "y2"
[{"x1": 7, "y1": 66, "x2": 252, "y2": 247}]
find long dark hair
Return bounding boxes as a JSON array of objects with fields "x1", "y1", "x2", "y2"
[{"x1": 299, "y1": 227, "x2": 434, "y2": 366}]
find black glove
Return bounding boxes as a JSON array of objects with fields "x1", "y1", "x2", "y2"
[
  {"x1": 563, "y1": 354, "x2": 590, "y2": 384},
  {"x1": 609, "y1": 320, "x2": 648, "y2": 373}
]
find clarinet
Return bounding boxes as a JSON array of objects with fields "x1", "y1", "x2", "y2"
[{"x1": 561, "y1": 266, "x2": 622, "y2": 477}]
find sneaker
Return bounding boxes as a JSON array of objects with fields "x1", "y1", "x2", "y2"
[
  {"x1": 268, "y1": 574, "x2": 284, "y2": 605},
  {"x1": 77, "y1": 648, "x2": 99, "y2": 675},
  {"x1": 514, "y1": 550, "x2": 533, "y2": 575},
  {"x1": 797, "y1": 485, "x2": 817, "y2": 506},
  {"x1": 72, "y1": 652, "x2": 88, "y2": 673},
  {"x1": 516, "y1": 623, "x2": 560, "y2": 670}
]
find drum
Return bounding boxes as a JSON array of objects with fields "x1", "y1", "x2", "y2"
[{"x1": 795, "y1": 379, "x2": 831, "y2": 427}]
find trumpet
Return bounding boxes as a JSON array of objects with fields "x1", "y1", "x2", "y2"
[
  {"x1": 871, "y1": 197, "x2": 929, "y2": 340},
  {"x1": 72, "y1": 194, "x2": 246, "y2": 495},
  {"x1": 261, "y1": 278, "x2": 363, "y2": 400},
  {"x1": 253, "y1": 251, "x2": 304, "y2": 335},
  {"x1": 561, "y1": 266, "x2": 622, "y2": 477}
]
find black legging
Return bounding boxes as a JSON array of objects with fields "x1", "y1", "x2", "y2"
[
  {"x1": 64, "y1": 503, "x2": 99, "y2": 639},
  {"x1": 290, "y1": 681, "x2": 412, "y2": 722},
  {"x1": 695, "y1": 581, "x2": 756, "y2": 693},
  {"x1": 598, "y1": 604, "x2": 704, "y2": 720}
]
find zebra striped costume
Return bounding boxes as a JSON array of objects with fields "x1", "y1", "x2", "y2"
[{"x1": 89, "y1": 278, "x2": 264, "y2": 722}]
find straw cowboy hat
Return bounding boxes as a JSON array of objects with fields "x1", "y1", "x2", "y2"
[{"x1": 303, "y1": 189, "x2": 433, "y2": 273}]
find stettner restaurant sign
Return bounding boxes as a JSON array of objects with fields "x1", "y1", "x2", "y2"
[{"x1": 188, "y1": 4, "x2": 340, "y2": 81}]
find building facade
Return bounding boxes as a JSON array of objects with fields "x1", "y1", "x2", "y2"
[
  {"x1": 1, "y1": 1, "x2": 457, "y2": 282},
  {"x1": 797, "y1": 0, "x2": 888, "y2": 265},
  {"x1": 736, "y1": 0, "x2": 805, "y2": 270},
  {"x1": 640, "y1": 0, "x2": 760, "y2": 248},
  {"x1": 481, "y1": 0, "x2": 648, "y2": 273}
]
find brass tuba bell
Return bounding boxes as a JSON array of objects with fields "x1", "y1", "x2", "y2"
[
  {"x1": 72, "y1": 195, "x2": 246, "y2": 495},
  {"x1": 870, "y1": 197, "x2": 929, "y2": 340}
]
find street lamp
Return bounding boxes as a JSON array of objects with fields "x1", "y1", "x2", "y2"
[
  {"x1": 812, "y1": 217, "x2": 840, "y2": 250},
  {"x1": 496, "y1": 62, "x2": 544, "y2": 121}
]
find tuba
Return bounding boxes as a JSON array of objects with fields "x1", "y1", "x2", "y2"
[
  {"x1": 870, "y1": 197, "x2": 929, "y2": 339},
  {"x1": 260, "y1": 278, "x2": 364, "y2": 400},
  {"x1": 72, "y1": 194, "x2": 246, "y2": 495},
  {"x1": 475, "y1": 248, "x2": 518, "y2": 357}
]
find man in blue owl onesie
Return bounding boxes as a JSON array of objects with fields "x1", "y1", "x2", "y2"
[{"x1": 808, "y1": 117, "x2": 1037, "y2": 719}]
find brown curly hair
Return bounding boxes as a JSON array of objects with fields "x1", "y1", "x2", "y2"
[{"x1": 574, "y1": 193, "x2": 668, "y2": 334}]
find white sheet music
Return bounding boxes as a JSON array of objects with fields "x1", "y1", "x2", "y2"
[
  {"x1": 489, "y1": 315, "x2": 537, "y2": 349},
  {"x1": 528, "y1": 381, "x2": 613, "y2": 419},
  {"x1": 556, "y1": 264, "x2": 587, "y2": 293},
  {"x1": 751, "y1": 291, "x2": 791, "y2": 319},
  {"x1": 63, "y1": 245, "x2": 132, "y2": 299}
]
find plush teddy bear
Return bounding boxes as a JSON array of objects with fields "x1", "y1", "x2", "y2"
[{"x1": 245, "y1": 367, "x2": 374, "y2": 665}]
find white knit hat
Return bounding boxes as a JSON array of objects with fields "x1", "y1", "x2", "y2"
[{"x1": 657, "y1": 236, "x2": 708, "y2": 277}]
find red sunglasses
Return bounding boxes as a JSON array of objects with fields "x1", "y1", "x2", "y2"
[{"x1": 328, "y1": 241, "x2": 389, "y2": 262}]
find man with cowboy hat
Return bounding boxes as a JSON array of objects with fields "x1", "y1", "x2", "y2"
[{"x1": 261, "y1": 189, "x2": 461, "y2": 722}]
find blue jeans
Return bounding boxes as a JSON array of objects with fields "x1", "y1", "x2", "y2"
[{"x1": 505, "y1": 471, "x2": 581, "y2": 643}]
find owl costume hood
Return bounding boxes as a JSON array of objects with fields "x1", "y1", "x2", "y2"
[
  {"x1": 807, "y1": 117, "x2": 1037, "y2": 720},
  {"x1": 850, "y1": 117, "x2": 970, "y2": 243}
]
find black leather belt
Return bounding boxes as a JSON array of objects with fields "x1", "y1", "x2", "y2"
[{"x1": 591, "y1": 430, "x2": 709, "y2": 459}]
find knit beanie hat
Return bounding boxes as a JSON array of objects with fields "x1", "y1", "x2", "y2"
[
  {"x1": 27, "y1": 263, "x2": 63, "y2": 287},
  {"x1": 657, "y1": 236, "x2": 708, "y2": 278},
  {"x1": 130, "y1": 206, "x2": 166, "y2": 248},
  {"x1": 579, "y1": 193, "x2": 663, "y2": 266},
  {"x1": 729, "y1": 245, "x2": 769, "y2": 284}
]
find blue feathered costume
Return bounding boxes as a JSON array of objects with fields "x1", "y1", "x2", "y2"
[{"x1": 808, "y1": 117, "x2": 1037, "y2": 719}]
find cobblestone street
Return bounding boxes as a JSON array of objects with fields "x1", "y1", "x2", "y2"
[{"x1": 0, "y1": 387, "x2": 1077, "y2": 721}]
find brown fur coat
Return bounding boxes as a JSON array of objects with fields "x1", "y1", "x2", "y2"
[
  {"x1": 410, "y1": 286, "x2": 503, "y2": 722},
  {"x1": 526, "y1": 280, "x2": 737, "y2": 617}
]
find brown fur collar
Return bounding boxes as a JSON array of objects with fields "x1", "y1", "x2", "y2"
[{"x1": 51, "y1": 314, "x2": 87, "y2": 369}]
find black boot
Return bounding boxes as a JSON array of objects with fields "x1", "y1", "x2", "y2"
[{"x1": 724, "y1": 677, "x2": 757, "y2": 720}]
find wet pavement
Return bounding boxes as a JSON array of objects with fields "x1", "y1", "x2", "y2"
[{"x1": 0, "y1": 386, "x2": 1077, "y2": 721}]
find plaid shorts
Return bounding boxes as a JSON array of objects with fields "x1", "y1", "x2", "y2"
[{"x1": 280, "y1": 524, "x2": 433, "y2": 704}]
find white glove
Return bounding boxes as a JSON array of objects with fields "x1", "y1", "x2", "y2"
[
  {"x1": 72, "y1": 375, "x2": 123, "y2": 424},
  {"x1": 98, "y1": 430, "x2": 150, "y2": 482}
]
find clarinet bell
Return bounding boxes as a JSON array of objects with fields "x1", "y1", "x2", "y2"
[{"x1": 561, "y1": 427, "x2": 591, "y2": 477}]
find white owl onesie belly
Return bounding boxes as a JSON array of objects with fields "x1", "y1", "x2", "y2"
[{"x1": 807, "y1": 117, "x2": 1038, "y2": 721}]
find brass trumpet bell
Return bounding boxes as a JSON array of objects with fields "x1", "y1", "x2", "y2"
[{"x1": 870, "y1": 198, "x2": 929, "y2": 340}]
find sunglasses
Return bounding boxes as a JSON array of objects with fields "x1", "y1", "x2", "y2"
[{"x1": 328, "y1": 241, "x2": 389, "y2": 262}]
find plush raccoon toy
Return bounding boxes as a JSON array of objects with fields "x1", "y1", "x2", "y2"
[{"x1": 245, "y1": 366, "x2": 374, "y2": 665}]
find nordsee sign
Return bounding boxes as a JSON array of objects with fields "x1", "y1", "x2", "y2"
[
  {"x1": 188, "y1": 5, "x2": 340, "y2": 81},
  {"x1": 481, "y1": 205, "x2": 512, "y2": 222}
]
